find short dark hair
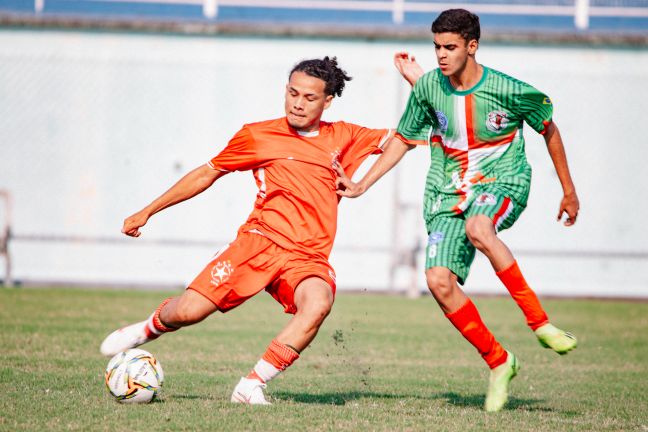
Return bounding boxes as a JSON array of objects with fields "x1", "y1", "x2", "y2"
[
  {"x1": 290, "y1": 56, "x2": 352, "y2": 97},
  {"x1": 431, "y1": 9, "x2": 480, "y2": 43}
]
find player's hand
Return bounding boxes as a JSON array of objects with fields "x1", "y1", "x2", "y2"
[
  {"x1": 394, "y1": 52, "x2": 424, "y2": 87},
  {"x1": 333, "y1": 162, "x2": 366, "y2": 198},
  {"x1": 122, "y1": 210, "x2": 150, "y2": 237},
  {"x1": 557, "y1": 192, "x2": 579, "y2": 226}
]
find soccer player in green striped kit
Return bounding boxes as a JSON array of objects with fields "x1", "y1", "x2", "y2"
[{"x1": 336, "y1": 8, "x2": 580, "y2": 412}]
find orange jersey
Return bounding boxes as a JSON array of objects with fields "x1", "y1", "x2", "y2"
[{"x1": 208, "y1": 117, "x2": 391, "y2": 259}]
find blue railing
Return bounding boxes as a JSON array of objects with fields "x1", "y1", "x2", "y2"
[{"x1": 1, "y1": 0, "x2": 647, "y2": 32}]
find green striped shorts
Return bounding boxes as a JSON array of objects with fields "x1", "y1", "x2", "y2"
[{"x1": 425, "y1": 186, "x2": 526, "y2": 284}]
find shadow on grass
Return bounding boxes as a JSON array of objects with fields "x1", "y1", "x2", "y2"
[
  {"x1": 440, "y1": 392, "x2": 554, "y2": 412},
  {"x1": 274, "y1": 390, "x2": 562, "y2": 413},
  {"x1": 164, "y1": 394, "x2": 216, "y2": 401},
  {"x1": 272, "y1": 390, "x2": 408, "y2": 405}
]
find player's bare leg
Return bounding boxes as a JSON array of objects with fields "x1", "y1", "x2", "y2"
[
  {"x1": 100, "y1": 289, "x2": 217, "y2": 357},
  {"x1": 427, "y1": 267, "x2": 517, "y2": 411},
  {"x1": 465, "y1": 215, "x2": 577, "y2": 354},
  {"x1": 232, "y1": 277, "x2": 334, "y2": 405}
]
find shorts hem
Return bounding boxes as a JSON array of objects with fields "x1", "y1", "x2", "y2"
[{"x1": 186, "y1": 286, "x2": 229, "y2": 313}]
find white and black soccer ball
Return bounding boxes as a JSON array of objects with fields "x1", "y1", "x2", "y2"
[{"x1": 104, "y1": 348, "x2": 164, "y2": 403}]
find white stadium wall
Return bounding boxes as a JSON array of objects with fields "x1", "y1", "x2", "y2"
[{"x1": 0, "y1": 29, "x2": 647, "y2": 297}]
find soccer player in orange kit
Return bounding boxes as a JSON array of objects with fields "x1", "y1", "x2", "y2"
[{"x1": 100, "y1": 57, "x2": 394, "y2": 404}]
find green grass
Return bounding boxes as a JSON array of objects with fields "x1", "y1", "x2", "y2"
[{"x1": 1, "y1": 288, "x2": 647, "y2": 431}]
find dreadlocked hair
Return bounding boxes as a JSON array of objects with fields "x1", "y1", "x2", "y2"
[{"x1": 290, "y1": 56, "x2": 352, "y2": 97}]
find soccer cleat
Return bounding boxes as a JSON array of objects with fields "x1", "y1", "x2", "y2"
[
  {"x1": 485, "y1": 351, "x2": 520, "y2": 412},
  {"x1": 100, "y1": 319, "x2": 157, "y2": 357},
  {"x1": 230, "y1": 377, "x2": 272, "y2": 405},
  {"x1": 535, "y1": 323, "x2": 577, "y2": 355}
]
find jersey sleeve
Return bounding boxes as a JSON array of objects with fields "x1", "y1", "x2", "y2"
[
  {"x1": 338, "y1": 125, "x2": 391, "y2": 179},
  {"x1": 518, "y1": 82, "x2": 553, "y2": 135},
  {"x1": 208, "y1": 125, "x2": 260, "y2": 172},
  {"x1": 396, "y1": 77, "x2": 437, "y2": 145}
]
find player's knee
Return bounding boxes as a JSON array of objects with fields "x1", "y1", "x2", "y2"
[
  {"x1": 465, "y1": 216, "x2": 495, "y2": 250},
  {"x1": 299, "y1": 297, "x2": 333, "y2": 327},
  {"x1": 171, "y1": 296, "x2": 211, "y2": 326},
  {"x1": 426, "y1": 269, "x2": 453, "y2": 300}
]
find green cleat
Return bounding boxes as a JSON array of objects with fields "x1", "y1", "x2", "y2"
[
  {"x1": 485, "y1": 351, "x2": 520, "y2": 412},
  {"x1": 535, "y1": 323, "x2": 577, "y2": 355}
]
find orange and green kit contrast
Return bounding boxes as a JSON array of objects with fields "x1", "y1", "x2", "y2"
[{"x1": 397, "y1": 66, "x2": 553, "y2": 283}]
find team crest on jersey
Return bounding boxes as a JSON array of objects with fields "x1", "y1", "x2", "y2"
[
  {"x1": 431, "y1": 196, "x2": 442, "y2": 213},
  {"x1": 486, "y1": 110, "x2": 509, "y2": 133},
  {"x1": 210, "y1": 260, "x2": 234, "y2": 286},
  {"x1": 435, "y1": 111, "x2": 449, "y2": 133},
  {"x1": 475, "y1": 193, "x2": 497, "y2": 206}
]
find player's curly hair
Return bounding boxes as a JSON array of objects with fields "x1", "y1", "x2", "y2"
[
  {"x1": 290, "y1": 56, "x2": 352, "y2": 97},
  {"x1": 432, "y1": 9, "x2": 480, "y2": 43}
]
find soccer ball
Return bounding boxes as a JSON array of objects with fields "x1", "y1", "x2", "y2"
[{"x1": 105, "y1": 348, "x2": 164, "y2": 403}]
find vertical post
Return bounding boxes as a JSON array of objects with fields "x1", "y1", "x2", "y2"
[
  {"x1": 203, "y1": 0, "x2": 218, "y2": 19},
  {"x1": 392, "y1": 0, "x2": 405, "y2": 25},
  {"x1": 574, "y1": 0, "x2": 590, "y2": 30},
  {"x1": 388, "y1": 70, "x2": 404, "y2": 293},
  {"x1": 0, "y1": 190, "x2": 13, "y2": 288},
  {"x1": 389, "y1": 164, "x2": 401, "y2": 293}
]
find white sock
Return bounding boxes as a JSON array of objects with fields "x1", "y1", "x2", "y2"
[{"x1": 252, "y1": 359, "x2": 281, "y2": 383}]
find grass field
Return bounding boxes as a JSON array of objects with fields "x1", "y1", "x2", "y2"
[{"x1": 1, "y1": 288, "x2": 647, "y2": 431}]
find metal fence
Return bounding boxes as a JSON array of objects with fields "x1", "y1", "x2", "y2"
[{"x1": 4, "y1": 0, "x2": 648, "y2": 32}]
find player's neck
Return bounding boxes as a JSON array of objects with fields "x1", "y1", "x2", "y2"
[
  {"x1": 449, "y1": 60, "x2": 482, "y2": 91},
  {"x1": 297, "y1": 129, "x2": 320, "y2": 137},
  {"x1": 289, "y1": 119, "x2": 322, "y2": 136}
]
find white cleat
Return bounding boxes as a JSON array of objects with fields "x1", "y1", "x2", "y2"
[
  {"x1": 230, "y1": 377, "x2": 272, "y2": 405},
  {"x1": 100, "y1": 319, "x2": 156, "y2": 357}
]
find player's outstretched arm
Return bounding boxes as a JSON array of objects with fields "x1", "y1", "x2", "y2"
[
  {"x1": 336, "y1": 136, "x2": 415, "y2": 198},
  {"x1": 543, "y1": 122, "x2": 579, "y2": 226},
  {"x1": 122, "y1": 164, "x2": 225, "y2": 237},
  {"x1": 394, "y1": 52, "x2": 424, "y2": 87}
]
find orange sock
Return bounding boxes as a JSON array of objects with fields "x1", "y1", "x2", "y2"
[
  {"x1": 496, "y1": 261, "x2": 549, "y2": 331},
  {"x1": 446, "y1": 299, "x2": 507, "y2": 369},
  {"x1": 246, "y1": 339, "x2": 300, "y2": 383},
  {"x1": 144, "y1": 297, "x2": 179, "y2": 339}
]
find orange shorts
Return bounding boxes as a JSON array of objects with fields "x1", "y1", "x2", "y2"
[{"x1": 187, "y1": 231, "x2": 336, "y2": 314}]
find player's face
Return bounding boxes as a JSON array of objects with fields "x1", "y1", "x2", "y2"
[
  {"x1": 285, "y1": 71, "x2": 333, "y2": 132},
  {"x1": 433, "y1": 32, "x2": 478, "y2": 77}
]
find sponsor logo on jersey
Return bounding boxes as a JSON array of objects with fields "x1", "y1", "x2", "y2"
[
  {"x1": 543, "y1": 97, "x2": 552, "y2": 105},
  {"x1": 475, "y1": 193, "x2": 497, "y2": 206},
  {"x1": 210, "y1": 260, "x2": 234, "y2": 286},
  {"x1": 486, "y1": 110, "x2": 509, "y2": 133},
  {"x1": 435, "y1": 111, "x2": 449, "y2": 133}
]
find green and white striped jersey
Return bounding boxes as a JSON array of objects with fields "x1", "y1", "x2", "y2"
[{"x1": 397, "y1": 66, "x2": 553, "y2": 220}]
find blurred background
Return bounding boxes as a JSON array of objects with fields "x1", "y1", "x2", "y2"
[{"x1": 1, "y1": 0, "x2": 647, "y2": 297}]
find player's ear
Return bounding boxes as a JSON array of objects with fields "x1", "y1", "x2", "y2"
[
  {"x1": 467, "y1": 39, "x2": 479, "y2": 55},
  {"x1": 323, "y1": 95, "x2": 334, "y2": 110}
]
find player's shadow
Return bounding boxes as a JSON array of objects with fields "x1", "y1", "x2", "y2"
[
  {"x1": 438, "y1": 392, "x2": 555, "y2": 412},
  {"x1": 272, "y1": 390, "x2": 407, "y2": 405},
  {"x1": 165, "y1": 394, "x2": 216, "y2": 401},
  {"x1": 275, "y1": 390, "x2": 562, "y2": 413}
]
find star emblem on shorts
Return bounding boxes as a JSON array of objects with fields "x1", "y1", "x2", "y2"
[{"x1": 210, "y1": 260, "x2": 234, "y2": 286}]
